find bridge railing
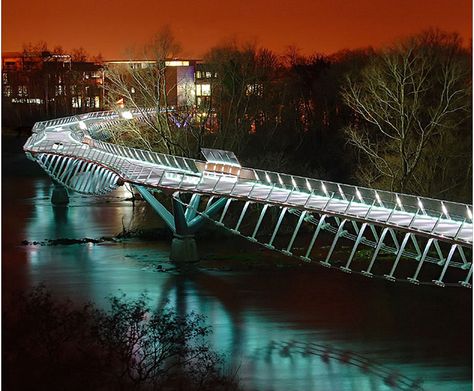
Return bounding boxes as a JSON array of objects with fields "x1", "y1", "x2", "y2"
[
  {"x1": 252, "y1": 168, "x2": 472, "y2": 224},
  {"x1": 29, "y1": 133, "x2": 471, "y2": 224},
  {"x1": 91, "y1": 140, "x2": 200, "y2": 174}
]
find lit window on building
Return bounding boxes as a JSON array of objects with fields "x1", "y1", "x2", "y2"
[
  {"x1": 55, "y1": 85, "x2": 63, "y2": 96},
  {"x1": 71, "y1": 85, "x2": 77, "y2": 95},
  {"x1": 3, "y1": 85, "x2": 11, "y2": 97},
  {"x1": 72, "y1": 97, "x2": 82, "y2": 108},
  {"x1": 196, "y1": 71, "x2": 202, "y2": 79},
  {"x1": 27, "y1": 98, "x2": 42, "y2": 105},
  {"x1": 196, "y1": 84, "x2": 211, "y2": 96},
  {"x1": 91, "y1": 71, "x2": 102, "y2": 78},
  {"x1": 165, "y1": 60, "x2": 189, "y2": 67},
  {"x1": 94, "y1": 96, "x2": 100, "y2": 108},
  {"x1": 3, "y1": 73, "x2": 7, "y2": 85},
  {"x1": 18, "y1": 85, "x2": 28, "y2": 97},
  {"x1": 205, "y1": 71, "x2": 212, "y2": 78},
  {"x1": 246, "y1": 83, "x2": 263, "y2": 96},
  {"x1": 85, "y1": 97, "x2": 92, "y2": 107}
]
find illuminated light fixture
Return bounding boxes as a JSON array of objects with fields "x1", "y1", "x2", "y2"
[
  {"x1": 306, "y1": 180, "x2": 312, "y2": 191},
  {"x1": 321, "y1": 183, "x2": 328, "y2": 195},
  {"x1": 78, "y1": 121, "x2": 87, "y2": 130},
  {"x1": 375, "y1": 192, "x2": 381, "y2": 204},
  {"x1": 165, "y1": 60, "x2": 189, "y2": 67},
  {"x1": 396, "y1": 195, "x2": 402, "y2": 208},
  {"x1": 265, "y1": 173, "x2": 271, "y2": 183},
  {"x1": 356, "y1": 189, "x2": 362, "y2": 201},
  {"x1": 338, "y1": 185, "x2": 344, "y2": 195},
  {"x1": 291, "y1": 177, "x2": 297, "y2": 188},
  {"x1": 254, "y1": 172, "x2": 260, "y2": 181},
  {"x1": 441, "y1": 203, "x2": 448, "y2": 216},
  {"x1": 121, "y1": 111, "x2": 133, "y2": 119},
  {"x1": 417, "y1": 199, "x2": 424, "y2": 210},
  {"x1": 467, "y1": 207, "x2": 473, "y2": 220},
  {"x1": 278, "y1": 174, "x2": 283, "y2": 185}
]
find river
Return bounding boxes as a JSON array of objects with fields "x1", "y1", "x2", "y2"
[{"x1": 2, "y1": 136, "x2": 472, "y2": 391}]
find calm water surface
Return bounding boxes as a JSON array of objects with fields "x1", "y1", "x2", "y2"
[{"x1": 2, "y1": 140, "x2": 472, "y2": 391}]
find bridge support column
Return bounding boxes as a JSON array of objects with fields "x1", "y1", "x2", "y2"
[
  {"x1": 134, "y1": 185, "x2": 227, "y2": 264},
  {"x1": 51, "y1": 183, "x2": 69, "y2": 205},
  {"x1": 170, "y1": 234, "x2": 199, "y2": 263}
]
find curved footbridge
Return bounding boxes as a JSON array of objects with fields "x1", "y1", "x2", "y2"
[{"x1": 24, "y1": 109, "x2": 473, "y2": 288}]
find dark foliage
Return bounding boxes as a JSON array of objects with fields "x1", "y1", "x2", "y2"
[{"x1": 3, "y1": 286, "x2": 239, "y2": 391}]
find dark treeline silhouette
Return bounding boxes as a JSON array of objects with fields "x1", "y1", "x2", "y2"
[
  {"x1": 3, "y1": 286, "x2": 240, "y2": 391},
  {"x1": 4, "y1": 29, "x2": 471, "y2": 202}
]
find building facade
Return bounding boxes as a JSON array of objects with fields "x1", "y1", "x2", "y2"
[{"x1": 2, "y1": 51, "x2": 104, "y2": 128}]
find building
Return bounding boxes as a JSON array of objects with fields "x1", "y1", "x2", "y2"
[
  {"x1": 2, "y1": 51, "x2": 104, "y2": 128},
  {"x1": 104, "y1": 59, "x2": 217, "y2": 109},
  {"x1": 2, "y1": 52, "x2": 223, "y2": 130}
]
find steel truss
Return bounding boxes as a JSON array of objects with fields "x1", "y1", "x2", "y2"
[
  {"x1": 23, "y1": 109, "x2": 473, "y2": 288},
  {"x1": 173, "y1": 195, "x2": 472, "y2": 288}
]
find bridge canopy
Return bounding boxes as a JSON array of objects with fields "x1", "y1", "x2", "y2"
[{"x1": 201, "y1": 148, "x2": 241, "y2": 168}]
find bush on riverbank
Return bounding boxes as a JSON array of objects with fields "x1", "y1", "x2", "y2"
[{"x1": 3, "y1": 286, "x2": 240, "y2": 391}]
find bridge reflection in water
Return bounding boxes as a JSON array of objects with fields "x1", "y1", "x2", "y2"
[{"x1": 5, "y1": 175, "x2": 470, "y2": 391}]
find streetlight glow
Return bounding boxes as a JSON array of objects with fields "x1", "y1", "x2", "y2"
[
  {"x1": 121, "y1": 111, "x2": 133, "y2": 119},
  {"x1": 321, "y1": 183, "x2": 328, "y2": 195},
  {"x1": 375, "y1": 192, "x2": 381, "y2": 204},
  {"x1": 396, "y1": 195, "x2": 402, "y2": 208},
  {"x1": 418, "y1": 199, "x2": 424, "y2": 210},
  {"x1": 441, "y1": 203, "x2": 448, "y2": 216}
]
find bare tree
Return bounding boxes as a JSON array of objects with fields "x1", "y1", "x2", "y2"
[
  {"x1": 342, "y1": 30, "x2": 471, "y2": 198},
  {"x1": 103, "y1": 27, "x2": 201, "y2": 156}
]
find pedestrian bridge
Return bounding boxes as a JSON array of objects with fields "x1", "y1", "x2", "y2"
[{"x1": 24, "y1": 109, "x2": 473, "y2": 288}]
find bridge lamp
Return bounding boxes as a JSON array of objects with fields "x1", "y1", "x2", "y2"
[
  {"x1": 121, "y1": 111, "x2": 133, "y2": 120},
  {"x1": 291, "y1": 177, "x2": 297, "y2": 188},
  {"x1": 467, "y1": 207, "x2": 472, "y2": 220},
  {"x1": 278, "y1": 174, "x2": 284, "y2": 186},
  {"x1": 265, "y1": 173, "x2": 271, "y2": 183},
  {"x1": 396, "y1": 195, "x2": 402, "y2": 208},
  {"x1": 375, "y1": 192, "x2": 381, "y2": 204},
  {"x1": 321, "y1": 183, "x2": 328, "y2": 195},
  {"x1": 338, "y1": 185, "x2": 344, "y2": 197},
  {"x1": 306, "y1": 180, "x2": 312, "y2": 192},
  {"x1": 417, "y1": 199, "x2": 424, "y2": 211},
  {"x1": 356, "y1": 189, "x2": 363, "y2": 201},
  {"x1": 254, "y1": 172, "x2": 260, "y2": 181},
  {"x1": 441, "y1": 203, "x2": 448, "y2": 216}
]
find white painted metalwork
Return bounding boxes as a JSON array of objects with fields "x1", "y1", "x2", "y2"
[{"x1": 23, "y1": 109, "x2": 473, "y2": 288}]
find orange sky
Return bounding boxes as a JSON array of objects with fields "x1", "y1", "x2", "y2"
[{"x1": 2, "y1": 0, "x2": 472, "y2": 59}]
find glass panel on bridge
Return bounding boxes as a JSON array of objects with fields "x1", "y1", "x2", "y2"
[{"x1": 201, "y1": 148, "x2": 241, "y2": 168}]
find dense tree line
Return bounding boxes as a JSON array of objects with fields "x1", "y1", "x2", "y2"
[{"x1": 105, "y1": 28, "x2": 471, "y2": 202}]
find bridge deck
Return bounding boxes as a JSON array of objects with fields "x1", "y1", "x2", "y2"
[{"x1": 24, "y1": 118, "x2": 472, "y2": 247}]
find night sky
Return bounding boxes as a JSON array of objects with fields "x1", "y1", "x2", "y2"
[{"x1": 2, "y1": 0, "x2": 472, "y2": 59}]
